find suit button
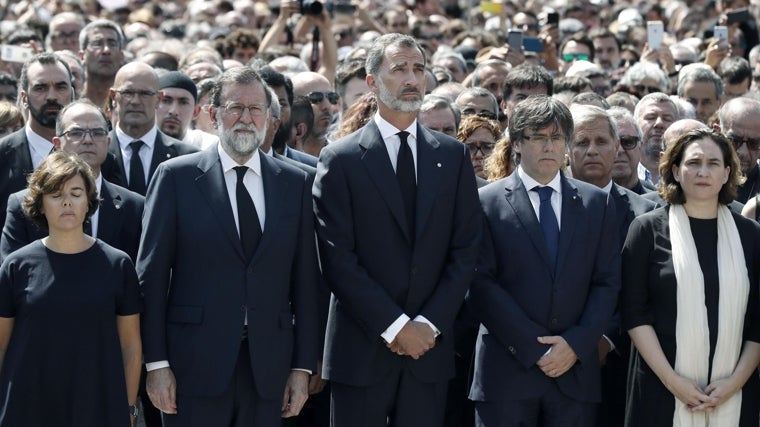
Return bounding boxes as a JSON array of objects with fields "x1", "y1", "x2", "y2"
[
  {"x1": 508, "y1": 346, "x2": 516, "y2": 354},
  {"x1": 551, "y1": 318, "x2": 558, "y2": 325}
]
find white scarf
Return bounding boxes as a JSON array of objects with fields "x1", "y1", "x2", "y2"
[{"x1": 670, "y1": 204, "x2": 748, "y2": 426}]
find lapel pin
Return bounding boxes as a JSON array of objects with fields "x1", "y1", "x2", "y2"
[
  {"x1": 166, "y1": 153, "x2": 171, "y2": 158},
  {"x1": 437, "y1": 163, "x2": 442, "y2": 167}
]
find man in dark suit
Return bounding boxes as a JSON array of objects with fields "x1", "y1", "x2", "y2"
[
  {"x1": 567, "y1": 104, "x2": 657, "y2": 426},
  {"x1": 468, "y1": 96, "x2": 621, "y2": 426},
  {"x1": 138, "y1": 67, "x2": 319, "y2": 427},
  {"x1": 716, "y1": 97, "x2": 760, "y2": 203},
  {"x1": 101, "y1": 62, "x2": 197, "y2": 195},
  {"x1": 0, "y1": 100, "x2": 143, "y2": 263},
  {"x1": 0, "y1": 52, "x2": 74, "y2": 229},
  {"x1": 609, "y1": 107, "x2": 657, "y2": 195},
  {"x1": 313, "y1": 33, "x2": 482, "y2": 427}
]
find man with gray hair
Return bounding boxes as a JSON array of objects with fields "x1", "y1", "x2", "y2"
[
  {"x1": 633, "y1": 92, "x2": 680, "y2": 185},
  {"x1": 418, "y1": 94, "x2": 459, "y2": 137},
  {"x1": 313, "y1": 33, "x2": 481, "y2": 427},
  {"x1": 718, "y1": 97, "x2": 760, "y2": 203},
  {"x1": 676, "y1": 63, "x2": 723, "y2": 124},
  {"x1": 469, "y1": 59, "x2": 510, "y2": 104},
  {"x1": 77, "y1": 19, "x2": 126, "y2": 107},
  {"x1": 608, "y1": 107, "x2": 656, "y2": 194},
  {"x1": 455, "y1": 87, "x2": 499, "y2": 120}
]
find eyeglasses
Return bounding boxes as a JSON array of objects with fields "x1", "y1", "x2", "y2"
[
  {"x1": 634, "y1": 85, "x2": 661, "y2": 94},
  {"x1": 523, "y1": 133, "x2": 566, "y2": 145},
  {"x1": 219, "y1": 102, "x2": 268, "y2": 118},
  {"x1": 115, "y1": 89, "x2": 157, "y2": 100},
  {"x1": 88, "y1": 39, "x2": 120, "y2": 50},
  {"x1": 728, "y1": 135, "x2": 760, "y2": 151},
  {"x1": 467, "y1": 141, "x2": 495, "y2": 155},
  {"x1": 59, "y1": 128, "x2": 109, "y2": 142},
  {"x1": 561, "y1": 53, "x2": 590, "y2": 62},
  {"x1": 619, "y1": 136, "x2": 640, "y2": 150},
  {"x1": 307, "y1": 91, "x2": 340, "y2": 105},
  {"x1": 51, "y1": 31, "x2": 79, "y2": 40},
  {"x1": 476, "y1": 111, "x2": 498, "y2": 120}
]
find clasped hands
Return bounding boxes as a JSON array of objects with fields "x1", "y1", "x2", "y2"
[
  {"x1": 667, "y1": 374, "x2": 740, "y2": 413},
  {"x1": 386, "y1": 321, "x2": 436, "y2": 360},
  {"x1": 536, "y1": 336, "x2": 578, "y2": 378}
]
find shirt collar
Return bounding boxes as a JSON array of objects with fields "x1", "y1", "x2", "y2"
[
  {"x1": 373, "y1": 112, "x2": 417, "y2": 141},
  {"x1": 518, "y1": 165, "x2": 562, "y2": 194},
  {"x1": 25, "y1": 125, "x2": 54, "y2": 151},
  {"x1": 601, "y1": 180, "x2": 613, "y2": 194},
  {"x1": 116, "y1": 125, "x2": 158, "y2": 150},
  {"x1": 217, "y1": 144, "x2": 261, "y2": 176}
]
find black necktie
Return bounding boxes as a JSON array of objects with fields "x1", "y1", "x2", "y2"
[
  {"x1": 533, "y1": 186, "x2": 559, "y2": 271},
  {"x1": 128, "y1": 140, "x2": 147, "y2": 195},
  {"x1": 234, "y1": 166, "x2": 262, "y2": 261},
  {"x1": 396, "y1": 131, "x2": 416, "y2": 236}
]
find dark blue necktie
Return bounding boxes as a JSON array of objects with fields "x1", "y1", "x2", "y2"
[{"x1": 534, "y1": 186, "x2": 559, "y2": 270}]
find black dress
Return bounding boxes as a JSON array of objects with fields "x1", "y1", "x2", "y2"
[
  {"x1": 0, "y1": 240, "x2": 141, "y2": 427},
  {"x1": 621, "y1": 206, "x2": 760, "y2": 427}
]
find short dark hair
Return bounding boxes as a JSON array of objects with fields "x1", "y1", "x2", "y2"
[
  {"x1": 717, "y1": 56, "x2": 752, "y2": 86},
  {"x1": 23, "y1": 151, "x2": 99, "y2": 229},
  {"x1": 659, "y1": 128, "x2": 742, "y2": 205},
  {"x1": 509, "y1": 95, "x2": 573, "y2": 146},
  {"x1": 334, "y1": 60, "x2": 367, "y2": 100},
  {"x1": 291, "y1": 95, "x2": 314, "y2": 140},
  {"x1": 559, "y1": 35, "x2": 595, "y2": 62},
  {"x1": 553, "y1": 75, "x2": 593, "y2": 94},
  {"x1": 19, "y1": 52, "x2": 73, "y2": 98},
  {"x1": 79, "y1": 19, "x2": 125, "y2": 51},
  {"x1": 502, "y1": 64, "x2": 553, "y2": 102},
  {"x1": 256, "y1": 66, "x2": 294, "y2": 106},
  {"x1": 222, "y1": 28, "x2": 260, "y2": 59},
  {"x1": 588, "y1": 28, "x2": 621, "y2": 52}
]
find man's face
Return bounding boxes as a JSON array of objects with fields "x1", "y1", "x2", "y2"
[
  {"x1": 592, "y1": 36, "x2": 620, "y2": 71},
  {"x1": 681, "y1": 80, "x2": 720, "y2": 123},
  {"x1": 369, "y1": 44, "x2": 426, "y2": 114},
  {"x1": 157, "y1": 87, "x2": 198, "y2": 140},
  {"x1": 723, "y1": 77, "x2": 750, "y2": 101},
  {"x1": 185, "y1": 62, "x2": 221, "y2": 83},
  {"x1": 612, "y1": 120, "x2": 642, "y2": 184},
  {"x1": 457, "y1": 94, "x2": 497, "y2": 119},
  {"x1": 636, "y1": 100, "x2": 677, "y2": 161},
  {"x1": 512, "y1": 13, "x2": 539, "y2": 36},
  {"x1": 514, "y1": 124, "x2": 566, "y2": 184},
  {"x1": 722, "y1": 117, "x2": 760, "y2": 174},
  {"x1": 22, "y1": 62, "x2": 73, "y2": 129},
  {"x1": 589, "y1": 76, "x2": 612, "y2": 98},
  {"x1": 434, "y1": 57, "x2": 466, "y2": 82},
  {"x1": 560, "y1": 41, "x2": 592, "y2": 71},
  {"x1": 474, "y1": 64, "x2": 509, "y2": 103},
  {"x1": 299, "y1": 78, "x2": 337, "y2": 137},
  {"x1": 231, "y1": 46, "x2": 257, "y2": 64},
  {"x1": 49, "y1": 21, "x2": 82, "y2": 52},
  {"x1": 211, "y1": 82, "x2": 269, "y2": 158},
  {"x1": 55, "y1": 105, "x2": 110, "y2": 170},
  {"x1": 503, "y1": 84, "x2": 549, "y2": 119},
  {"x1": 271, "y1": 85, "x2": 292, "y2": 148},
  {"x1": 80, "y1": 27, "x2": 124, "y2": 78},
  {"x1": 342, "y1": 77, "x2": 369, "y2": 113},
  {"x1": 418, "y1": 107, "x2": 456, "y2": 137},
  {"x1": 112, "y1": 69, "x2": 160, "y2": 130},
  {"x1": 569, "y1": 120, "x2": 619, "y2": 187}
]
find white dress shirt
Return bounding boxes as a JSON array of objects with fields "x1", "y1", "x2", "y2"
[
  {"x1": 25, "y1": 127, "x2": 54, "y2": 169},
  {"x1": 518, "y1": 166, "x2": 562, "y2": 229}
]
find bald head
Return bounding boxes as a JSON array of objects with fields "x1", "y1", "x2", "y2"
[
  {"x1": 291, "y1": 71, "x2": 337, "y2": 138},
  {"x1": 291, "y1": 71, "x2": 333, "y2": 96},
  {"x1": 111, "y1": 62, "x2": 161, "y2": 137},
  {"x1": 663, "y1": 119, "x2": 708, "y2": 149},
  {"x1": 719, "y1": 97, "x2": 760, "y2": 174}
]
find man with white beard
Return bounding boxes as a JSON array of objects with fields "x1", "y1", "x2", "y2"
[
  {"x1": 313, "y1": 33, "x2": 481, "y2": 427},
  {"x1": 138, "y1": 66, "x2": 320, "y2": 427}
]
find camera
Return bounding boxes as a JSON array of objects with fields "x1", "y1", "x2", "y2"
[{"x1": 300, "y1": 0, "x2": 323, "y2": 15}]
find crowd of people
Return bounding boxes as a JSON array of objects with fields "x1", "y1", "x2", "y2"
[{"x1": 2, "y1": 0, "x2": 760, "y2": 426}]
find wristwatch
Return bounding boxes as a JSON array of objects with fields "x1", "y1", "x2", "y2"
[{"x1": 129, "y1": 404, "x2": 139, "y2": 418}]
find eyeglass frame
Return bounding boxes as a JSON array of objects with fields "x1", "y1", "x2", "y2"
[
  {"x1": 728, "y1": 134, "x2": 760, "y2": 152},
  {"x1": 306, "y1": 91, "x2": 340, "y2": 105},
  {"x1": 217, "y1": 102, "x2": 269, "y2": 118},
  {"x1": 59, "y1": 127, "x2": 109, "y2": 142},
  {"x1": 114, "y1": 89, "x2": 158, "y2": 100},
  {"x1": 522, "y1": 133, "x2": 567, "y2": 145},
  {"x1": 466, "y1": 141, "x2": 496, "y2": 155},
  {"x1": 619, "y1": 136, "x2": 640, "y2": 151}
]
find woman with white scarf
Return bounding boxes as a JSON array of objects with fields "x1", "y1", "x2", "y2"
[{"x1": 622, "y1": 128, "x2": 760, "y2": 427}]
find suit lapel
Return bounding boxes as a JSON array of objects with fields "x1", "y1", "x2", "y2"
[
  {"x1": 250, "y1": 154, "x2": 287, "y2": 265},
  {"x1": 195, "y1": 148, "x2": 246, "y2": 261},
  {"x1": 150, "y1": 133, "x2": 175, "y2": 180},
  {"x1": 503, "y1": 173, "x2": 555, "y2": 271},
  {"x1": 108, "y1": 130, "x2": 127, "y2": 180},
  {"x1": 97, "y1": 180, "x2": 121, "y2": 243},
  {"x1": 414, "y1": 126, "x2": 443, "y2": 241},
  {"x1": 359, "y1": 122, "x2": 412, "y2": 242},
  {"x1": 556, "y1": 176, "x2": 581, "y2": 275},
  {"x1": 611, "y1": 184, "x2": 634, "y2": 244}
]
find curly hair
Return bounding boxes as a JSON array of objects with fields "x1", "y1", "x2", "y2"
[
  {"x1": 484, "y1": 136, "x2": 515, "y2": 181},
  {"x1": 456, "y1": 114, "x2": 501, "y2": 144},
  {"x1": 222, "y1": 28, "x2": 260, "y2": 59},
  {"x1": 23, "y1": 152, "x2": 99, "y2": 229},
  {"x1": 333, "y1": 92, "x2": 378, "y2": 139}
]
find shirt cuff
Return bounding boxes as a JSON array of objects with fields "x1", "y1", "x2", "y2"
[
  {"x1": 146, "y1": 360, "x2": 170, "y2": 371},
  {"x1": 292, "y1": 368, "x2": 313, "y2": 375},
  {"x1": 381, "y1": 314, "x2": 411, "y2": 343},
  {"x1": 414, "y1": 315, "x2": 440, "y2": 337},
  {"x1": 602, "y1": 334, "x2": 616, "y2": 352}
]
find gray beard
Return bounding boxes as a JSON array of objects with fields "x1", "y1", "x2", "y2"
[
  {"x1": 376, "y1": 79, "x2": 422, "y2": 113},
  {"x1": 219, "y1": 122, "x2": 264, "y2": 158}
]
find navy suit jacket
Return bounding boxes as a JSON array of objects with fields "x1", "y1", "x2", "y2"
[
  {"x1": 137, "y1": 147, "x2": 319, "y2": 399},
  {"x1": 0, "y1": 129, "x2": 35, "y2": 231},
  {"x1": 0, "y1": 180, "x2": 144, "y2": 264},
  {"x1": 102, "y1": 129, "x2": 199, "y2": 188},
  {"x1": 285, "y1": 145, "x2": 318, "y2": 167},
  {"x1": 313, "y1": 121, "x2": 482, "y2": 387},
  {"x1": 468, "y1": 172, "x2": 621, "y2": 403}
]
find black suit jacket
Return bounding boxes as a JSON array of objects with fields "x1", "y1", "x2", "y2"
[
  {"x1": 0, "y1": 180, "x2": 144, "y2": 263},
  {"x1": 469, "y1": 172, "x2": 620, "y2": 403},
  {"x1": 285, "y1": 145, "x2": 318, "y2": 168},
  {"x1": 137, "y1": 148, "x2": 319, "y2": 399},
  {"x1": 313, "y1": 121, "x2": 482, "y2": 387},
  {"x1": 0, "y1": 129, "x2": 35, "y2": 231},
  {"x1": 102, "y1": 129, "x2": 199, "y2": 188},
  {"x1": 643, "y1": 190, "x2": 746, "y2": 213}
]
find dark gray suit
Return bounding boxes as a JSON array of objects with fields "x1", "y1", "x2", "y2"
[
  {"x1": 0, "y1": 129, "x2": 36, "y2": 231},
  {"x1": 284, "y1": 145, "x2": 318, "y2": 168}
]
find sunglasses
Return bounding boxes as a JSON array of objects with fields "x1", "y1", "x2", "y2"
[
  {"x1": 562, "y1": 53, "x2": 590, "y2": 62},
  {"x1": 728, "y1": 135, "x2": 760, "y2": 151},
  {"x1": 619, "y1": 136, "x2": 639, "y2": 151},
  {"x1": 634, "y1": 85, "x2": 661, "y2": 94},
  {"x1": 307, "y1": 91, "x2": 340, "y2": 105}
]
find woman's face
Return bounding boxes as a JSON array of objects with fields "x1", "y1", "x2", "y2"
[
  {"x1": 41, "y1": 174, "x2": 89, "y2": 233},
  {"x1": 672, "y1": 138, "x2": 729, "y2": 204},
  {"x1": 465, "y1": 127, "x2": 497, "y2": 179}
]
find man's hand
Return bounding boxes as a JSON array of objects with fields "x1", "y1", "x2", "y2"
[
  {"x1": 308, "y1": 362, "x2": 327, "y2": 395},
  {"x1": 393, "y1": 321, "x2": 436, "y2": 359},
  {"x1": 146, "y1": 367, "x2": 178, "y2": 414},
  {"x1": 282, "y1": 370, "x2": 309, "y2": 418},
  {"x1": 536, "y1": 336, "x2": 578, "y2": 377}
]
